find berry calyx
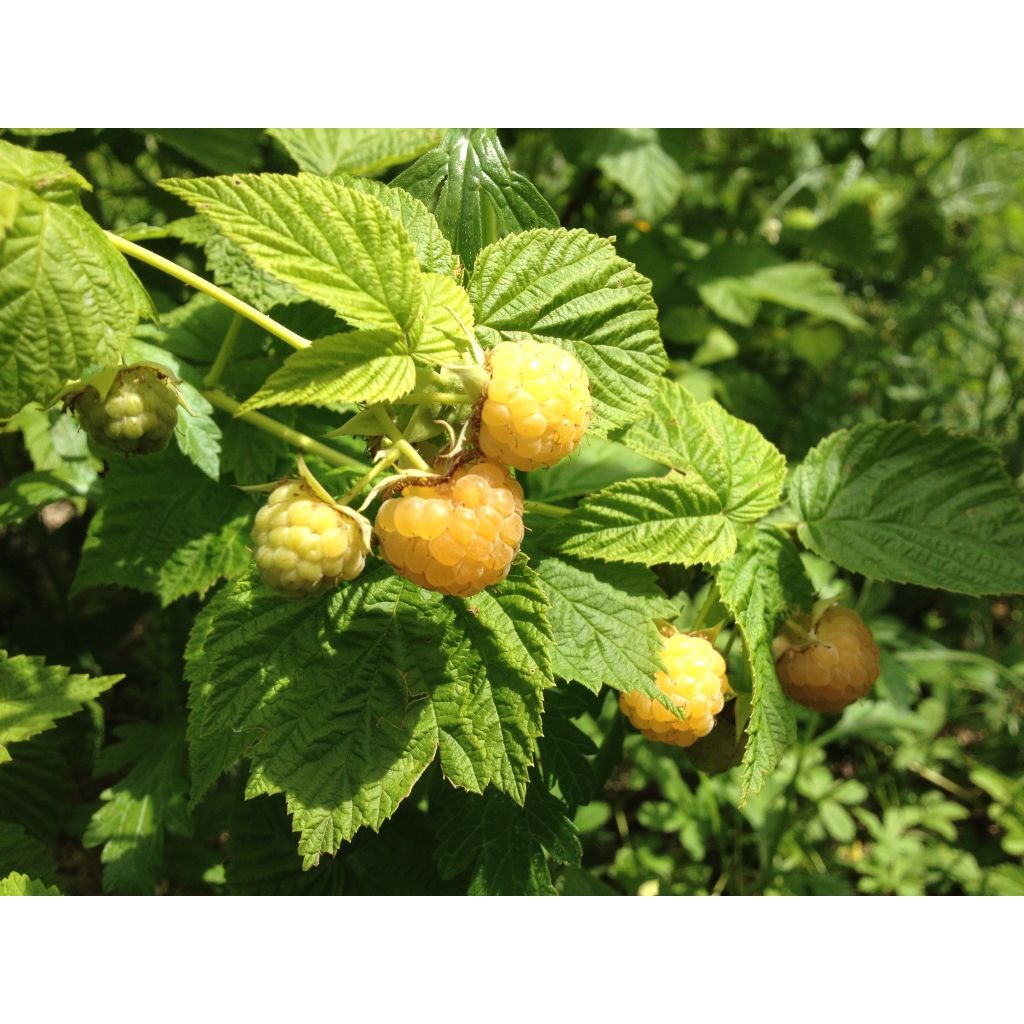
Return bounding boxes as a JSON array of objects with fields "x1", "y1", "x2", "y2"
[
  {"x1": 252, "y1": 481, "x2": 370, "y2": 597},
  {"x1": 775, "y1": 606, "x2": 880, "y2": 713},
  {"x1": 375, "y1": 460, "x2": 524, "y2": 597},
  {"x1": 619, "y1": 631, "x2": 730, "y2": 747},
  {"x1": 72, "y1": 364, "x2": 179, "y2": 455},
  {"x1": 477, "y1": 338, "x2": 591, "y2": 471}
]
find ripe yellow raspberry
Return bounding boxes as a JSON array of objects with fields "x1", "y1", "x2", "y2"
[
  {"x1": 252, "y1": 481, "x2": 369, "y2": 597},
  {"x1": 375, "y1": 460, "x2": 525, "y2": 597},
  {"x1": 620, "y1": 632, "x2": 730, "y2": 747},
  {"x1": 73, "y1": 365, "x2": 179, "y2": 454},
  {"x1": 477, "y1": 338, "x2": 591, "y2": 471},
  {"x1": 775, "y1": 607, "x2": 880, "y2": 713}
]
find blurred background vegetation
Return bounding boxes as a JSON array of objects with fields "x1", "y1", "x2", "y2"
[{"x1": 1, "y1": 128, "x2": 1021, "y2": 895}]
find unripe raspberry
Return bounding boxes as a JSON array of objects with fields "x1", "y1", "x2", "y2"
[
  {"x1": 620, "y1": 632, "x2": 730, "y2": 748},
  {"x1": 477, "y1": 338, "x2": 591, "y2": 471},
  {"x1": 73, "y1": 365, "x2": 179, "y2": 454},
  {"x1": 252, "y1": 481, "x2": 369, "y2": 597},
  {"x1": 775, "y1": 607, "x2": 880, "y2": 713},
  {"x1": 375, "y1": 460, "x2": 524, "y2": 597}
]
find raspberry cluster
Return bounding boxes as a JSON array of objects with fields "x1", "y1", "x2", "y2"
[
  {"x1": 253, "y1": 481, "x2": 369, "y2": 597},
  {"x1": 375, "y1": 460, "x2": 524, "y2": 597},
  {"x1": 74, "y1": 365, "x2": 179, "y2": 455},
  {"x1": 477, "y1": 338, "x2": 591, "y2": 471},
  {"x1": 620, "y1": 632, "x2": 730, "y2": 747},
  {"x1": 775, "y1": 606, "x2": 880, "y2": 713}
]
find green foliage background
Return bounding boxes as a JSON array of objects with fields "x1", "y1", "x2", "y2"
[{"x1": 1, "y1": 128, "x2": 1022, "y2": 895}]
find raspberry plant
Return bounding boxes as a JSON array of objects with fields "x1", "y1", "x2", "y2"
[{"x1": 1, "y1": 128, "x2": 1023, "y2": 896}]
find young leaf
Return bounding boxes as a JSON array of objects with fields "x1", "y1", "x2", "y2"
[
  {"x1": 161, "y1": 173, "x2": 424, "y2": 336},
  {"x1": 790, "y1": 422, "x2": 1024, "y2": 595},
  {"x1": 0, "y1": 872, "x2": 61, "y2": 895},
  {"x1": 469, "y1": 228, "x2": 667, "y2": 433},
  {"x1": 0, "y1": 650, "x2": 122, "y2": 763},
  {"x1": 82, "y1": 722, "x2": 191, "y2": 896},
  {"x1": 619, "y1": 378, "x2": 786, "y2": 521},
  {"x1": 545, "y1": 474, "x2": 737, "y2": 567},
  {"x1": 393, "y1": 128, "x2": 558, "y2": 270},
  {"x1": 269, "y1": 128, "x2": 443, "y2": 178},
  {"x1": 532, "y1": 554, "x2": 674, "y2": 696},
  {"x1": 434, "y1": 787, "x2": 581, "y2": 895},
  {"x1": 238, "y1": 330, "x2": 416, "y2": 412},
  {"x1": 72, "y1": 450, "x2": 254, "y2": 606},
  {"x1": 714, "y1": 526, "x2": 815, "y2": 800},
  {"x1": 0, "y1": 140, "x2": 152, "y2": 417}
]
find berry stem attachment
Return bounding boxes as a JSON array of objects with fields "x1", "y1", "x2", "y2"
[
  {"x1": 204, "y1": 313, "x2": 243, "y2": 388},
  {"x1": 202, "y1": 389, "x2": 365, "y2": 470},
  {"x1": 370, "y1": 405, "x2": 431, "y2": 472},
  {"x1": 107, "y1": 233, "x2": 311, "y2": 352}
]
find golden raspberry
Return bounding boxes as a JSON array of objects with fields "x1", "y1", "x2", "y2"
[
  {"x1": 619, "y1": 632, "x2": 730, "y2": 747},
  {"x1": 776, "y1": 607, "x2": 880, "y2": 713},
  {"x1": 74, "y1": 365, "x2": 179, "y2": 455},
  {"x1": 477, "y1": 338, "x2": 591, "y2": 471},
  {"x1": 253, "y1": 481, "x2": 369, "y2": 597},
  {"x1": 375, "y1": 460, "x2": 525, "y2": 597}
]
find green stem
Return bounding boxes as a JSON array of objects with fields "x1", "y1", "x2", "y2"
[
  {"x1": 338, "y1": 448, "x2": 402, "y2": 505},
  {"x1": 203, "y1": 389, "x2": 364, "y2": 470},
  {"x1": 204, "y1": 313, "x2": 243, "y2": 387},
  {"x1": 523, "y1": 500, "x2": 571, "y2": 519},
  {"x1": 391, "y1": 391, "x2": 475, "y2": 406},
  {"x1": 690, "y1": 584, "x2": 720, "y2": 631},
  {"x1": 370, "y1": 405, "x2": 431, "y2": 472},
  {"x1": 107, "y1": 233, "x2": 311, "y2": 352}
]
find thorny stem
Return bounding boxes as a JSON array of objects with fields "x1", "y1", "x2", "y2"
[
  {"x1": 391, "y1": 391, "x2": 475, "y2": 406},
  {"x1": 107, "y1": 233, "x2": 311, "y2": 352},
  {"x1": 202, "y1": 389, "x2": 365, "y2": 470},
  {"x1": 370, "y1": 406, "x2": 431, "y2": 472},
  {"x1": 203, "y1": 313, "x2": 243, "y2": 387}
]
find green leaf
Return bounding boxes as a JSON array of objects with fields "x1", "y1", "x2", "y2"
[
  {"x1": 714, "y1": 526, "x2": 815, "y2": 800},
  {"x1": 790, "y1": 422, "x2": 1024, "y2": 595},
  {"x1": 690, "y1": 243, "x2": 865, "y2": 329},
  {"x1": 269, "y1": 128, "x2": 443, "y2": 178},
  {"x1": 238, "y1": 330, "x2": 415, "y2": 412},
  {"x1": 434, "y1": 787, "x2": 580, "y2": 895},
  {"x1": 393, "y1": 128, "x2": 558, "y2": 270},
  {"x1": 72, "y1": 450, "x2": 254, "y2": 605},
  {"x1": 0, "y1": 472, "x2": 77, "y2": 528},
  {"x1": 532, "y1": 554, "x2": 674, "y2": 696},
  {"x1": 545, "y1": 474, "x2": 737, "y2": 567},
  {"x1": 593, "y1": 128, "x2": 686, "y2": 221},
  {"x1": 0, "y1": 650, "x2": 122, "y2": 762},
  {"x1": 0, "y1": 821, "x2": 60, "y2": 886},
  {"x1": 341, "y1": 176, "x2": 457, "y2": 276},
  {"x1": 526, "y1": 438, "x2": 665, "y2": 503},
  {"x1": 409, "y1": 272, "x2": 476, "y2": 362},
  {"x1": 8, "y1": 401, "x2": 102, "y2": 494},
  {"x1": 618, "y1": 378, "x2": 785, "y2": 521},
  {"x1": 0, "y1": 872, "x2": 61, "y2": 895},
  {"x1": 538, "y1": 693, "x2": 598, "y2": 808},
  {"x1": 470, "y1": 227, "x2": 667, "y2": 433},
  {"x1": 435, "y1": 560, "x2": 550, "y2": 802},
  {"x1": 82, "y1": 722, "x2": 190, "y2": 895},
  {"x1": 185, "y1": 564, "x2": 552, "y2": 864},
  {"x1": 0, "y1": 141, "x2": 152, "y2": 417},
  {"x1": 161, "y1": 173, "x2": 424, "y2": 335},
  {"x1": 144, "y1": 128, "x2": 265, "y2": 173}
]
